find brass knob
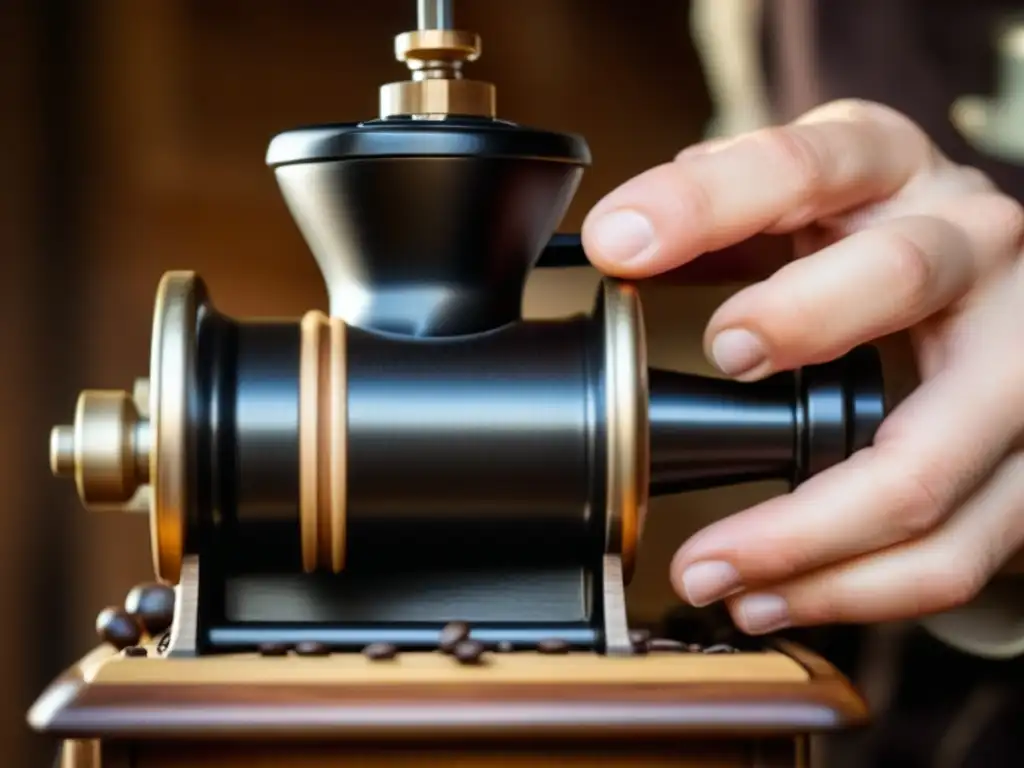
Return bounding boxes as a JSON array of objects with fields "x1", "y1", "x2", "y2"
[
  {"x1": 379, "y1": 28, "x2": 495, "y2": 119},
  {"x1": 50, "y1": 387, "x2": 151, "y2": 510}
]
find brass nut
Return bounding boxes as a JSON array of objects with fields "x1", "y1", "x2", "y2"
[
  {"x1": 395, "y1": 30, "x2": 480, "y2": 63},
  {"x1": 50, "y1": 389, "x2": 151, "y2": 509},
  {"x1": 379, "y1": 78, "x2": 496, "y2": 119}
]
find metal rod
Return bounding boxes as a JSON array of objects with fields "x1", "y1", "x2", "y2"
[{"x1": 418, "y1": 0, "x2": 453, "y2": 29}]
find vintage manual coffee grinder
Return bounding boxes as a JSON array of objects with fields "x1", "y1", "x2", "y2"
[{"x1": 30, "y1": 2, "x2": 886, "y2": 766}]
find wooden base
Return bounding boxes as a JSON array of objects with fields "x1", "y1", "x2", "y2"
[
  {"x1": 95, "y1": 738, "x2": 808, "y2": 767},
  {"x1": 36, "y1": 641, "x2": 862, "y2": 768}
]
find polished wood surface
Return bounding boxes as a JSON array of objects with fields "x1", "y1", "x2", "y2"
[{"x1": 31, "y1": 641, "x2": 866, "y2": 742}]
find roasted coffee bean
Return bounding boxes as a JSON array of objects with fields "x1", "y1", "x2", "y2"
[
  {"x1": 439, "y1": 621, "x2": 470, "y2": 653},
  {"x1": 628, "y1": 628, "x2": 651, "y2": 647},
  {"x1": 258, "y1": 642, "x2": 290, "y2": 657},
  {"x1": 648, "y1": 638, "x2": 685, "y2": 652},
  {"x1": 363, "y1": 642, "x2": 399, "y2": 661},
  {"x1": 453, "y1": 639, "x2": 486, "y2": 664},
  {"x1": 495, "y1": 640, "x2": 514, "y2": 653},
  {"x1": 96, "y1": 607, "x2": 143, "y2": 650},
  {"x1": 124, "y1": 582, "x2": 175, "y2": 636},
  {"x1": 703, "y1": 644, "x2": 738, "y2": 654},
  {"x1": 536, "y1": 637, "x2": 570, "y2": 654},
  {"x1": 294, "y1": 641, "x2": 331, "y2": 656},
  {"x1": 123, "y1": 646, "x2": 148, "y2": 657}
]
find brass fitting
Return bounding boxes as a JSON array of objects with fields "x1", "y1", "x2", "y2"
[
  {"x1": 50, "y1": 382, "x2": 151, "y2": 511},
  {"x1": 379, "y1": 28, "x2": 496, "y2": 119}
]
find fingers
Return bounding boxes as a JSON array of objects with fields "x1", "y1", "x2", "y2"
[
  {"x1": 668, "y1": 337, "x2": 1024, "y2": 608},
  {"x1": 701, "y1": 193, "x2": 1024, "y2": 379},
  {"x1": 724, "y1": 451, "x2": 1024, "y2": 633},
  {"x1": 582, "y1": 100, "x2": 931, "y2": 278}
]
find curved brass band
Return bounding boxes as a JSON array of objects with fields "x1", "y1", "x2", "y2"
[
  {"x1": 394, "y1": 29, "x2": 481, "y2": 62},
  {"x1": 602, "y1": 279, "x2": 650, "y2": 582},
  {"x1": 149, "y1": 271, "x2": 196, "y2": 585},
  {"x1": 379, "y1": 79, "x2": 496, "y2": 119},
  {"x1": 299, "y1": 311, "x2": 348, "y2": 573}
]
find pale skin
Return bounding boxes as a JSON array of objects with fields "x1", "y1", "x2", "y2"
[{"x1": 581, "y1": 99, "x2": 1024, "y2": 636}]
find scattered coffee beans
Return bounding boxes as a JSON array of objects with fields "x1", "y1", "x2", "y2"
[
  {"x1": 258, "y1": 642, "x2": 290, "y2": 657},
  {"x1": 536, "y1": 637, "x2": 570, "y2": 654},
  {"x1": 648, "y1": 638, "x2": 685, "y2": 652},
  {"x1": 453, "y1": 639, "x2": 486, "y2": 664},
  {"x1": 439, "y1": 621, "x2": 470, "y2": 653},
  {"x1": 628, "y1": 628, "x2": 651, "y2": 646},
  {"x1": 96, "y1": 607, "x2": 142, "y2": 650},
  {"x1": 123, "y1": 646, "x2": 148, "y2": 657},
  {"x1": 294, "y1": 641, "x2": 331, "y2": 656},
  {"x1": 124, "y1": 582, "x2": 176, "y2": 636},
  {"x1": 363, "y1": 642, "x2": 399, "y2": 661},
  {"x1": 703, "y1": 644, "x2": 738, "y2": 654}
]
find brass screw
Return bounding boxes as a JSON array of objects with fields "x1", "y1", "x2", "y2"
[{"x1": 50, "y1": 387, "x2": 151, "y2": 510}]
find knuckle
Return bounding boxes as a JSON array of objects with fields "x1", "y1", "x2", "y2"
[
  {"x1": 875, "y1": 228, "x2": 937, "y2": 310},
  {"x1": 756, "y1": 126, "x2": 826, "y2": 202},
  {"x1": 951, "y1": 164, "x2": 998, "y2": 194},
  {"x1": 885, "y1": 468, "x2": 948, "y2": 539},
  {"x1": 988, "y1": 195, "x2": 1024, "y2": 258},
  {"x1": 928, "y1": 559, "x2": 988, "y2": 611},
  {"x1": 664, "y1": 164, "x2": 716, "y2": 229}
]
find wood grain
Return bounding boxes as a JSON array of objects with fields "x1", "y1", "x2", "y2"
[
  {"x1": 89, "y1": 650, "x2": 809, "y2": 686},
  {"x1": 30, "y1": 643, "x2": 866, "y2": 741}
]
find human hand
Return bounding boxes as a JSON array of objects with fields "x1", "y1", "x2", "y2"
[{"x1": 581, "y1": 100, "x2": 1024, "y2": 635}]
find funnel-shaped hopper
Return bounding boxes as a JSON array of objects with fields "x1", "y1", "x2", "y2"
[{"x1": 267, "y1": 119, "x2": 591, "y2": 337}]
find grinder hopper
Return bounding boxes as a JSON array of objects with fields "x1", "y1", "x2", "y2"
[{"x1": 267, "y1": 22, "x2": 590, "y2": 337}]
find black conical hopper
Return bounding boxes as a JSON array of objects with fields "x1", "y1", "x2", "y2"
[{"x1": 267, "y1": 119, "x2": 591, "y2": 337}]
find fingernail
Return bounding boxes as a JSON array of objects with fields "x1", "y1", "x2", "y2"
[
  {"x1": 736, "y1": 594, "x2": 790, "y2": 635},
  {"x1": 710, "y1": 329, "x2": 769, "y2": 379},
  {"x1": 680, "y1": 561, "x2": 743, "y2": 607},
  {"x1": 588, "y1": 209, "x2": 657, "y2": 264}
]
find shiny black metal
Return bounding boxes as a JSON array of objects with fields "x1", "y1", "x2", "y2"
[
  {"x1": 648, "y1": 345, "x2": 886, "y2": 495},
  {"x1": 265, "y1": 118, "x2": 592, "y2": 167},
  {"x1": 344, "y1": 317, "x2": 605, "y2": 570},
  {"x1": 269, "y1": 119, "x2": 590, "y2": 337}
]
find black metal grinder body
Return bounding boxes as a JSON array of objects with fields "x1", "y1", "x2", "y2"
[{"x1": 48, "y1": 16, "x2": 887, "y2": 658}]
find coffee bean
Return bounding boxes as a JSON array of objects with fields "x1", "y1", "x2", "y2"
[
  {"x1": 124, "y1": 582, "x2": 175, "y2": 636},
  {"x1": 96, "y1": 607, "x2": 142, "y2": 650},
  {"x1": 703, "y1": 643, "x2": 738, "y2": 654},
  {"x1": 123, "y1": 646, "x2": 148, "y2": 657},
  {"x1": 294, "y1": 641, "x2": 330, "y2": 656},
  {"x1": 453, "y1": 639, "x2": 486, "y2": 664},
  {"x1": 495, "y1": 640, "x2": 514, "y2": 653},
  {"x1": 628, "y1": 628, "x2": 651, "y2": 646},
  {"x1": 648, "y1": 638, "x2": 685, "y2": 652},
  {"x1": 439, "y1": 621, "x2": 470, "y2": 653},
  {"x1": 536, "y1": 637, "x2": 569, "y2": 654},
  {"x1": 258, "y1": 642, "x2": 290, "y2": 657},
  {"x1": 687, "y1": 644, "x2": 703, "y2": 653},
  {"x1": 363, "y1": 642, "x2": 398, "y2": 660}
]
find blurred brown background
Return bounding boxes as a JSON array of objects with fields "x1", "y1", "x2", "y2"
[{"x1": 4, "y1": 1, "x2": 1024, "y2": 767}]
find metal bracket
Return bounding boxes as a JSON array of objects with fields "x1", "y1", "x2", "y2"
[
  {"x1": 602, "y1": 554, "x2": 633, "y2": 656},
  {"x1": 166, "y1": 554, "x2": 200, "y2": 657}
]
